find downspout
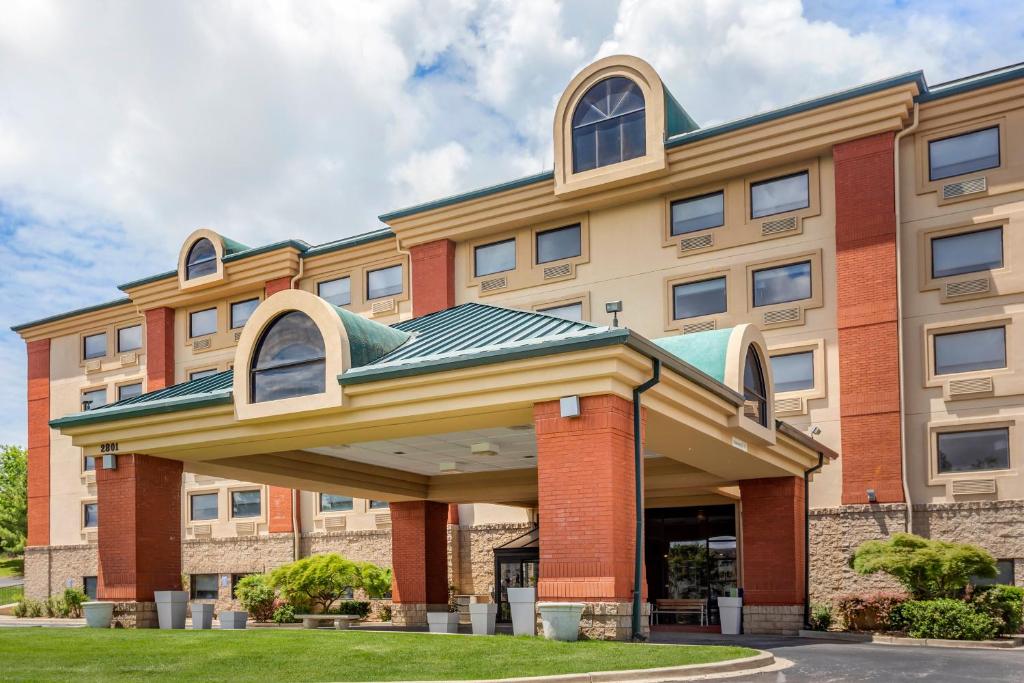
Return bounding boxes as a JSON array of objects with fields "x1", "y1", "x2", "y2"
[
  {"x1": 395, "y1": 235, "x2": 413, "y2": 304},
  {"x1": 289, "y1": 252, "x2": 305, "y2": 289},
  {"x1": 291, "y1": 254, "x2": 305, "y2": 561},
  {"x1": 803, "y1": 451, "x2": 825, "y2": 628},
  {"x1": 631, "y1": 358, "x2": 661, "y2": 641},
  {"x1": 894, "y1": 103, "x2": 920, "y2": 533}
]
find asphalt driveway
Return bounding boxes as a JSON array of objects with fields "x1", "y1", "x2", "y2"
[{"x1": 649, "y1": 632, "x2": 1024, "y2": 682}]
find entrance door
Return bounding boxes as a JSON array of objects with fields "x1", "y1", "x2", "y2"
[
  {"x1": 646, "y1": 505, "x2": 737, "y2": 625},
  {"x1": 494, "y1": 553, "x2": 539, "y2": 623}
]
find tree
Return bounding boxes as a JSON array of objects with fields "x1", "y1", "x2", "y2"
[
  {"x1": 234, "y1": 574, "x2": 276, "y2": 622},
  {"x1": 357, "y1": 562, "x2": 393, "y2": 599},
  {"x1": 269, "y1": 553, "x2": 362, "y2": 612},
  {"x1": 851, "y1": 533, "x2": 997, "y2": 599},
  {"x1": 0, "y1": 445, "x2": 27, "y2": 554}
]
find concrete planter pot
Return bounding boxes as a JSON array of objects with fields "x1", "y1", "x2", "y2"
[
  {"x1": 506, "y1": 587, "x2": 536, "y2": 636},
  {"x1": 83, "y1": 602, "x2": 113, "y2": 628},
  {"x1": 469, "y1": 603, "x2": 497, "y2": 635},
  {"x1": 718, "y1": 597, "x2": 742, "y2": 635},
  {"x1": 426, "y1": 612, "x2": 459, "y2": 634},
  {"x1": 219, "y1": 610, "x2": 248, "y2": 629},
  {"x1": 190, "y1": 602, "x2": 214, "y2": 630},
  {"x1": 538, "y1": 602, "x2": 585, "y2": 642},
  {"x1": 154, "y1": 591, "x2": 188, "y2": 630}
]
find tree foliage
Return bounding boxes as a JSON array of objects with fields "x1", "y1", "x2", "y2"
[
  {"x1": 851, "y1": 533, "x2": 997, "y2": 599},
  {"x1": 357, "y1": 562, "x2": 393, "y2": 599},
  {"x1": 0, "y1": 445, "x2": 27, "y2": 554},
  {"x1": 234, "y1": 574, "x2": 276, "y2": 622},
  {"x1": 269, "y1": 553, "x2": 362, "y2": 612}
]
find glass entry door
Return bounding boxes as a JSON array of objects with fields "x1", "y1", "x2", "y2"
[{"x1": 494, "y1": 554, "x2": 539, "y2": 623}]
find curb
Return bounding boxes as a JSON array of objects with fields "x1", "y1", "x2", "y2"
[
  {"x1": 393, "y1": 651, "x2": 775, "y2": 683},
  {"x1": 799, "y1": 629, "x2": 1023, "y2": 649}
]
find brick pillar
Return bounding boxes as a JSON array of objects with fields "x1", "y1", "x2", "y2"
[
  {"x1": 410, "y1": 239, "x2": 455, "y2": 317},
  {"x1": 96, "y1": 454, "x2": 183, "y2": 627},
  {"x1": 834, "y1": 132, "x2": 904, "y2": 505},
  {"x1": 534, "y1": 394, "x2": 647, "y2": 640},
  {"x1": 389, "y1": 500, "x2": 448, "y2": 626},
  {"x1": 144, "y1": 307, "x2": 175, "y2": 391},
  {"x1": 26, "y1": 339, "x2": 50, "y2": 547},
  {"x1": 264, "y1": 275, "x2": 292, "y2": 297},
  {"x1": 739, "y1": 477, "x2": 805, "y2": 635},
  {"x1": 263, "y1": 276, "x2": 298, "y2": 533}
]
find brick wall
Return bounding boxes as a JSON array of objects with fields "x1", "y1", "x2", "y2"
[
  {"x1": 26, "y1": 339, "x2": 50, "y2": 547},
  {"x1": 390, "y1": 500, "x2": 448, "y2": 605},
  {"x1": 834, "y1": 132, "x2": 904, "y2": 504},
  {"x1": 264, "y1": 276, "x2": 292, "y2": 297},
  {"x1": 143, "y1": 307, "x2": 175, "y2": 391},
  {"x1": 410, "y1": 239, "x2": 455, "y2": 317},
  {"x1": 739, "y1": 476, "x2": 805, "y2": 605}
]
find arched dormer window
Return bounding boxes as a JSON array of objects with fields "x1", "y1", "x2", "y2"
[
  {"x1": 186, "y1": 238, "x2": 217, "y2": 280},
  {"x1": 250, "y1": 311, "x2": 326, "y2": 403},
  {"x1": 571, "y1": 76, "x2": 646, "y2": 173},
  {"x1": 742, "y1": 346, "x2": 768, "y2": 427}
]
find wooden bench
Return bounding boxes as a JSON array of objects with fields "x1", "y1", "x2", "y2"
[
  {"x1": 296, "y1": 614, "x2": 361, "y2": 630},
  {"x1": 651, "y1": 599, "x2": 707, "y2": 626}
]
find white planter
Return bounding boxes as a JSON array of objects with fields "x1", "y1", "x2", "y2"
[
  {"x1": 190, "y1": 602, "x2": 214, "y2": 630},
  {"x1": 219, "y1": 610, "x2": 248, "y2": 630},
  {"x1": 538, "y1": 602, "x2": 585, "y2": 642},
  {"x1": 154, "y1": 591, "x2": 188, "y2": 630},
  {"x1": 717, "y1": 597, "x2": 742, "y2": 635},
  {"x1": 426, "y1": 611, "x2": 459, "y2": 634},
  {"x1": 83, "y1": 601, "x2": 113, "y2": 628},
  {"x1": 469, "y1": 603, "x2": 497, "y2": 636},
  {"x1": 506, "y1": 587, "x2": 536, "y2": 636}
]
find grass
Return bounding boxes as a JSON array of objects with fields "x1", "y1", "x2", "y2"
[
  {"x1": 0, "y1": 555, "x2": 23, "y2": 578},
  {"x1": 0, "y1": 628, "x2": 756, "y2": 682},
  {"x1": 0, "y1": 584, "x2": 23, "y2": 605}
]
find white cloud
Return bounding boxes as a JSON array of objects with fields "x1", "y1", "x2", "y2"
[{"x1": 0, "y1": 0, "x2": 1020, "y2": 444}]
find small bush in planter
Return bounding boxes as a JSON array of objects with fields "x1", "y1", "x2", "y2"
[
  {"x1": 970, "y1": 585, "x2": 1024, "y2": 635},
  {"x1": 62, "y1": 588, "x2": 86, "y2": 618},
  {"x1": 808, "y1": 603, "x2": 832, "y2": 631},
  {"x1": 834, "y1": 593, "x2": 906, "y2": 631},
  {"x1": 234, "y1": 574, "x2": 276, "y2": 622},
  {"x1": 892, "y1": 599, "x2": 999, "y2": 640},
  {"x1": 14, "y1": 599, "x2": 43, "y2": 618},
  {"x1": 851, "y1": 533, "x2": 997, "y2": 599}
]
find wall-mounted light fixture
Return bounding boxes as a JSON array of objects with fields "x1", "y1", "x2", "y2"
[
  {"x1": 559, "y1": 395, "x2": 581, "y2": 418},
  {"x1": 866, "y1": 488, "x2": 877, "y2": 503},
  {"x1": 102, "y1": 454, "x2": 117, "y2": 470},
  {"x1": 605, "y1": 300, "x2": 623, "y2": 327},
  {"x1": 470, "y1": 442, "x2": 500, "y2": 457}
]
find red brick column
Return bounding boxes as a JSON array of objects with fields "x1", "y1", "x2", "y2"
[
  {"x1": 834, "y1": 132, "x2": 904, "y2": 504},
  {"x1": 26, "y1": 339, "x2": 50, "y2": 547},
  {"x1": 739, "y1": 476, "x2": 806, "y2": 634},
  {"x1": 264, "y1": 275, "x2": 292, "y2": 297},
  {"x1": 389, "y1": 500, "x2": 448, "y2": 625},
  {"x1": 534, "y1": 394, "x2": 645, "y2": 639},
  {"x1": 263, "y1": 277, "x2": 298, "y2": 532},
  {"x1": 96, "y1": 454, "x2": 183, "y2": 624},
  {"x1": 410, "y1": 239, "x2": 455, "y2": 317},
  {"x1": 144, "y1": 307, "x2": 175, "y2": 391}
]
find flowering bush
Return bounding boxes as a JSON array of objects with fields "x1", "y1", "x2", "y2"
[{"x1": 833, "y1": 593, "x2": 907, "y2": 631}]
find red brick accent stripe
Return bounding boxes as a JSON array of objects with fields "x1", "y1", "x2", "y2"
[
  {"x1": 144, "y1": 307, "x2": 175, "y2": 391},
  {"x1": 264, "y1": 276, "x2": 292, "y2": 297},
  {"x1": 834, "y1": 132, "x2": 905, "y2": 504},
  {"x1": 26, "y1": 339, "x2": 50, "y2": 547},
  {"x1": 739, "y1": 476, "x2": 805, "y2": 605},
  {"x1": 262, "y1": 276, "x2": 299, "y2": 532},
  {"x1": 411, "y1": 240, "x2": 455, "y2": 317},
  {"x1": 390, "y1": 500, "x2": 449, "y2": 605}
]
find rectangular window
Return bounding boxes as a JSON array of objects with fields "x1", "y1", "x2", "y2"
[
  {"x1": 366, "y1": 265, "x2": 403, "y2": 300},
  {"x1": 117, "y1": 325, "x2": 142, "y2": 353},
  {"x1": 230, "y1": 299, "x2": 259, "y2": 329},
  {"x1": 937, "y1": 427, "x2": 1010, "y2": 474},
  {"x1": 673, "y1": 277, "x2": 727, "y2": 320},
  {"x1": 83, "y1": 576, "x2": 98, "y2": 600},
  {"x1": 537, "y1": 302, "x2": 583, "y2": 322},
  {"x1": 474, "y1": 239, "x2": 516, "y2": 277},
  {"x1": 230, "y1": 490, "x2": 261, "y2": 518},
  {"x1": 752, "y1": 261, "x2": 812, "y2": 307},
  {"x1": 189, "y1": 369, "x2": 219, "y2": 381},
  {"x1": 771, "y1": 351, "x2": 814, "y2": 393},
  {"x1": 972, "y1": 559, "x2": 1015, "y2": 587},
  {"x1": 81, "y1": 388, "x2": 107, "y2": 411},
  {"x1": 931, "y1": 227, "x2": 1003, "y2": 279},
  {"x1": 934, "y1": 327, "x2": 1006, "y2": 376},
  {"x1": 83, "y1": 332, "x2": 107, "y2": 360},
  {"x1": 369, "y1": 500, "x2": 389, "y2": 509},
  {"x1": 117, "y1": 383, "x2": 143, "y2": 402},
  {"x1": 190, "y1": 308, "x2": 217, "y2": 338},
  {"x1": 190, "y1": 492, "x2": 219, "y2": 521},
  {"x1": 318, "y1": 277, "x2": 351, "y2": 307},
  {"x1": 83, "y1": 503, "x2": 98, "y2": 528},
  {"x1": 83, "y1": 456, "x2": 97, "y2": 472},
  {"x1": 750, "y1": 171, "x2": 809, "y2": 219},
  {"x1": 536, "y1": 224, "x2": 582, "y2": 264},
  {"x1": 671, "y1": 191, "x2": 725, "y2": 235},
  {"x1": 320, "y1": 494, "x2": 354, "y2": 513},
  {"x1": 191, "y1": 574, "x2": 219, "y2": 600},
  {"x1": 929, "y1": 126, "x2": 1000, "y2": 181}
]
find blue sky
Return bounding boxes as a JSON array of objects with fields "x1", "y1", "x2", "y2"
[{"x1": 1, "y1": 0, "x2": 1022, "y2": 445}]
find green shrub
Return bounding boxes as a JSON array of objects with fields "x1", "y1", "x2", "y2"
[
  {"x1": 62, "y1": 588, "x2": 86, "y2": 618},
  {"x1": 272, "y1": 603, "x2": 297, "y2": 624},
  {"x1": 377, "y1": 604, "x2": 392, "y2": 622},
  {"x1": 833, "y1": 593, "x2": 906, "y2": 632},
  {"x1": 808, "y1": 603, "x2": 832, "y2": 631},
  {"x1": 892, "y1": 599, "x2": 999, "y2": 640},
  {"x1": 971, "y1": 585, "x2": 1024, "y2": 635},
  {"x1": 15, "y1": 598, "x2": 43, "y2": 618},
  {"x1": 44, "y1": 595, "x2": 69, "y2": 618},
  {"x1": 234, "y1": 574, "x2": 276, "y2": 622},
  {"x1": 270, "y1": 554, "x2": 388, "y2": 613},
  {"x1": 357, "y1": 563, "x2": 393, "y2": 599},
  {"x1": 330, "y1": 600, "x2": 370, "y2": 618},
  {"x1": 851, "y1": 533, "x2": 997, "y2": 599}
]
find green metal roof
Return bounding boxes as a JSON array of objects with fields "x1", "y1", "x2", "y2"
[
  {"x1": 334, "y1": 305, "x2": 411, "y2": 368},
  {"x1": 651, "y1": 328, "x2": 733, "y2": 384}
]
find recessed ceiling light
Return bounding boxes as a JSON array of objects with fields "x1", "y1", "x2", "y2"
[
  {"x1": 470, "y1": 442, "x2": 499, "y2": 456},
  {"x1": 393, "y1": 451, "x2": 406, "y2": 455}
]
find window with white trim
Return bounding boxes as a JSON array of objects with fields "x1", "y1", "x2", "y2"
[
  {"x1": 931, "y1": 227, "x2": 1003, "y2": 279},
  {"x1": 937, "y1": 427, "x2": 1009, "y2": 474},
  {"x1": 934, "y1": 327, "x2": 1006, "y2": 376},
  {"x1": 929, "y1": 126, "x2": 999, "y2": 181},
  {"x1": 751, "y1": 172, "x2": 809, "y2": 219}
]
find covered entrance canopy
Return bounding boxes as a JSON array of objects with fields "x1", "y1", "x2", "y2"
[{"x1": 52, "y1": 293, "x2": 834, "y2": 638}]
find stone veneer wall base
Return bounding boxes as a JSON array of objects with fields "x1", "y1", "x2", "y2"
[
  {"x1": 112, "y1": 601, "x2": 158, "y2": 628},
  {"x1": 743, "y1": 605, "x2": 803, "y2": 635}
]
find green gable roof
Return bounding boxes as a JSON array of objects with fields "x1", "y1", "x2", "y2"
[
  {"x1": 651, "y1": 328, "x2": 733, "y2": 384},
  {"x1": 334, "y1": 305, "x2": 411, "y2": 368}
]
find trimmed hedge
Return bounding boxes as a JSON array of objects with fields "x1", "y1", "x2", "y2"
[
  {"x1": 971, "y1": 585, "x2": 1024, "y2": 635},
  {"x1": 892, "y1": 599, "x2": 999, "y2": 640}
]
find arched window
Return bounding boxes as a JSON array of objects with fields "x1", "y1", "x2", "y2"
[
  {"x1": 186, "y1": 238, "x2": 218, "y2": 280},
  {"x1": 250, "y1": 311, "x2": 326, "y2": 403},
  {"x1": 571, "y1": 76, "x2": 646, "y2": 173},
  {"x1": 742, "y1": 346, "x2": 768, "y2": 427}
]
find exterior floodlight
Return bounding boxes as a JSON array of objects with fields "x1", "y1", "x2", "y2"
[
  {"x1": 560, "y1": 395, "x2": 581, "y2": 418},
  {"x1": 470, "y1": 442, "x2": 500, "y2": 457},
  {"x1": 102, "y1": 454, "x2": 118, "y2": 470},
  {"x1": 808, "y1": 425, "x2": 822, "y2": 436},
  {"x1": 605, "y1": 300, "x2": 623, "y2": 327},
  {"x1": 438, "y1": 462, "x2": 463, "y2": 474},
  {"x1": 866, "y1": 488, "x2": 877, "y2": 503}
]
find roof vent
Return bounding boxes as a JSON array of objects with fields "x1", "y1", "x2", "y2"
[
  {"x1": 948, "y1": 376, "x2": 994, "y2": 397},
  {"x1": 774, "y1": 396, "x2": 803, "y2": 415},
  {"x1": 234, "y1": 521, "x2": 256, "y2": 536},
  {"x1": 943, "y1": 177, "x2": 986, "y2": 200},
  {"x1": 324, "y1": 515, "x2": 347, "y2": 531},
  {"x1": 371, "y1": 298, "x2": 396, "y2": 316}
]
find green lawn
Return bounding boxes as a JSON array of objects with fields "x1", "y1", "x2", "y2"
[
  {"x1": 0, "y1": 555, "x2": 23, "y2": 578},
  {"x1": 0, "y1": 628, "x2": 756, "y2": 682}
]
